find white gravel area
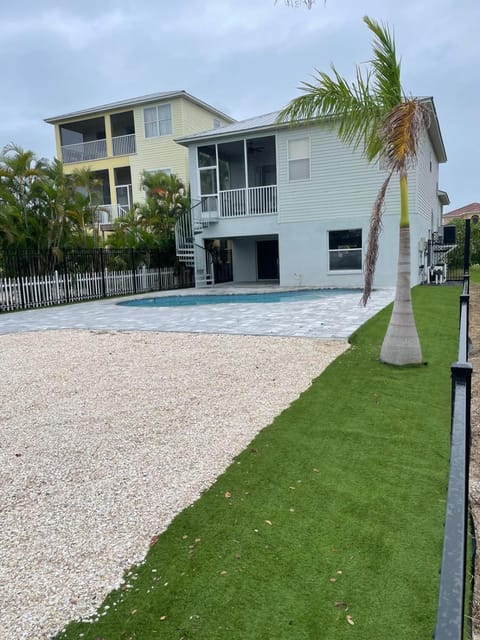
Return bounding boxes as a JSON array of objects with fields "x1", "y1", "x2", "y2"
[{"x1": 0, "y1": 329, "x2": 348, "y2": 640}]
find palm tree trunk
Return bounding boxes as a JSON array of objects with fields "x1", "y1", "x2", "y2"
[{"x1": 380, "y1": 172, "x2": 422, "y2": 365}]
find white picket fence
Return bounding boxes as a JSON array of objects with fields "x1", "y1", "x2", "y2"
[{"x1": 0, "y1": 267, "x2": 186, "y2": 311}]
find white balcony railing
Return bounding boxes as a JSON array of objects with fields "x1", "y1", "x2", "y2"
[
  {"x1": 112, "y1": 134, "x2": 136, "y2": 156},
  {"x1": 219, "y1": 185, "x2": 277, "y2": 217},
  {"x1": 94, "y1": 204, "x2": 129, "y2": 225},
  {"x1": 61, "y1": 139, "x2": 107, "y2": 164},
  {"x1": 248, "y1": 185, "x2": 277, "y2": 215}
]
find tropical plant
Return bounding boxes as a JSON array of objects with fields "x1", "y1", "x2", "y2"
[
  {"x1": 106, "y1": 171, "x2": 188, "y2": 264},
  {"x1": 447, "y1": 218, "x2": 480, "y2": 269},
  {"x1": 0, "y1": 143, "x2": 47, "y2": 234},
  {"x1": 277, "y1": 16, "x2": 426, "y2": 365},
  {"x1": 0, "y1": 145, "x2": 103, "y2": 252}
]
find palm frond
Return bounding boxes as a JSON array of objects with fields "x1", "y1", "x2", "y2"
[
  {"x1": 363, "y1": 16, "x2": 402, "y2": 110},
  {"x1": 277, "y1": 64, "x2": 383, "y2": 161},
  {"x1": 362, "y1": 169, "x2": 394, "y2": 306},
  {"x1": 381, "y1": 99, "x2": 425, "y2": 173}
]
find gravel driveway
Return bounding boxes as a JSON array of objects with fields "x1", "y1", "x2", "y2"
[{"x1": 1, "y1": 329, "x2": 347, "y2": 640}]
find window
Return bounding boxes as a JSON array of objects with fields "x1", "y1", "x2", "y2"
[
  {"x1": 198, "y1": 145, "x2": 217, "y2": 196},
  {"x1": 288, "y1": 138, "x2": 310, "y2": 180},
  {"x1": 144, "y1": 104, "x2": 172, "y2": 138},
  {"x1": 329, "y1": 229, "x2": 362, "y2": 271}
]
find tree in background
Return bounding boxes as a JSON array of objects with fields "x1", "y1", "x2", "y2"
[
  {"x1": 278, "y1": 16, "x2": 426, "y2": 366},
  {"x1": 107, "y1": 171, "x2": 189, "y2": 264},
  {"x1": 447, "y1": 218, "x2": 480, "y2": 269},
  {"x1": 0, "y1": 145, "x2": 101, "y2": 252}
]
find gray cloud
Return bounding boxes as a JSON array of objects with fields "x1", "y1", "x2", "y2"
[{"x1": 0, "y1": 0, "x2": 478, "y2": 210}]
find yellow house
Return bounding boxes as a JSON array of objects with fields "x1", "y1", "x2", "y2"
[{"x1": 45, "y1": 90, "x2": 234, "y2": 225}]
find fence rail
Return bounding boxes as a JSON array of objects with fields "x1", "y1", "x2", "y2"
[
  {"x1": 434, "y1": 274, "x2": 473, "y2": 639},
  {"x1": 0, "y1": 249, "x2": 193, "y2": 312}
]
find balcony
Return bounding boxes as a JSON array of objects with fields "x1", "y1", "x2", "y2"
[
  {"x1": 94, "y1": 204, "x2": 129, "y2": 225},
  {"x1": 194, "y1": 186, "x2": 277, "y2": 231},
  {"x1": 62, "y1": 139, "x2": 107, "y2": 164},
  {"x1": 112, "y1": 134, "x2": 136, "y2": 157},
  {"x1": 219, "y1": 185, "x2": 277, "y2": 217}
]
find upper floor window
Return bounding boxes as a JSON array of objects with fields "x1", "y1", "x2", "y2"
[
  {"x1": 288, "y1": 137, "x2": 310, "y2": 181},
  {"x1": 328, "y1": 229, "x2": 362, "y2": 271},
  {"x1": 198, "y1": 145, "x2": 217, "y2": 196},
  {"x1": 144, "y1": 104, "x2": 172, "y2": 138}
]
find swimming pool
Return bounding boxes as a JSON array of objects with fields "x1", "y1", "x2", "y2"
[{"x1": 118, "y1": 289, "x2": 362, "y2": 308}]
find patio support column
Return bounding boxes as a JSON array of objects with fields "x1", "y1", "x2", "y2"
[
  {"x1": 243, "y1": 139, "x2": 249, "y2": 215},
  {"x1": 105, "y1": 115, "x2": 113, "y2": 158},
  {"x1": 214, "y1": 144, "x2": 221, "y2": 218},
  {"x1": 108, "y1": 167, "x2": 116, "y2": 210}
]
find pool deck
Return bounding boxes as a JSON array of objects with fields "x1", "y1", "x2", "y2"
[{"x1": 0, "y1": 284, "x2": 395, "y2": 338}]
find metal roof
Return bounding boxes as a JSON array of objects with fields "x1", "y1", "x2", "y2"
[
  {"x1": 176, "y1": 97, "x2": 447, "y2": 165},
  {"x1": 45, "y1": 90, "x2": 235, "y2": 124},
  {"x1": 176, "y1": 111, "x2": 282, "y2": 144}
]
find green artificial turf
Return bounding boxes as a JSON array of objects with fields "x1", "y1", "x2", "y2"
[
  {"x1": 469, "y1": 267, "x2": 480, "y2": 284},
  {"x1": 56, "y1": 286, "x2": 460, "y2": 640}
]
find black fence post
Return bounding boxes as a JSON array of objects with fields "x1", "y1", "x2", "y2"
[
  {"x1": 16, "y1": 249, "x2": 26, "y2": 310},
  {"x1": 100, "y1": 248, "x2": 106, "y2": 298},
  {"x1": 63, "y1": 250, "x2": 70, "y2": 303},
  {"x1": 464, "y1": 218, "x2": 471, "y2": 277},
  {"x1": 131, "y1": 248, "x2": 137, "y2": 294},
  {"x1": 157, "y1": 250, "x2": 162, "y2": 290}
]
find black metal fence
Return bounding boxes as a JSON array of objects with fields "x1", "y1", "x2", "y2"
[
  {"x1": 434, "y1": 273, "x2": 473, "y2": 639},
  {"x1": 0, "y1": 248, "x2": 194, "y2": 312},
  {"x1": 428, "y1": 225, "x2": 464, "y2": 283}
]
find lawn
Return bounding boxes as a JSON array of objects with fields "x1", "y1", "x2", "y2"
[
  {"x1": 56, "y1": 285, "x2": 460, "y2": 640},
  {"x1": 470, "y1": 265, "x2": 480, "y2": 284}
]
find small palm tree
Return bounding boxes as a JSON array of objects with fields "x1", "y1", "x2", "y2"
[{"x1": 278, "y1": 16, "x2": 425, "y2": 365}]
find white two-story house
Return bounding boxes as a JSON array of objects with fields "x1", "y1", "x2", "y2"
[{"x1": 175, "y1": 98, "x2": 447, "y2": 289}]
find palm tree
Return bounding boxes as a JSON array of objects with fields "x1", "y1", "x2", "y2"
[
  {"x1": 277, "y1": 16, "x2": 425, "y2": 365},
  {"x1": 0, "y1": 143, "x2": 47, "y2": 232}
]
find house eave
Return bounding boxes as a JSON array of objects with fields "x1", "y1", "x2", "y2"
[
  {"x1": 420, "y1": 97, "x2": 447, "y2": 164},
  {"x1": 45, "y1": 91, "x2": 235, "y2": 125},
  {"x1": 438, "y1": 190, "x2": 450, "y2": 205}
]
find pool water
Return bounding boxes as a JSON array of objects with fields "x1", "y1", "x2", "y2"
[{"x1": 118, "y1": 289, "x2": 361, "y2": 308}]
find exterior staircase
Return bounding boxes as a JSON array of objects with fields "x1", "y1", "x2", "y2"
[{"x1": 175, "y1": 198, "x2": 218, "y2": 287}]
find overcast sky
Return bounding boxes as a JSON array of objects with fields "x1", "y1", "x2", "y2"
[{"x1": 1, "y1": 0, "x2": 478, "y2": 212}]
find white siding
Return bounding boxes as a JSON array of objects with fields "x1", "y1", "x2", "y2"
[
  {"x1": 187, "y1": 118, "x2": 442, "y2": 289},
  {"x1": 130, "y1": 98, "x2": 189, "y2": 203},
  {"x1": 276, "y1": 123, "x2": 404, "y2": 224},
  {"x1": 415, "y1": 127, "x2": 441, "y2": 230}
]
